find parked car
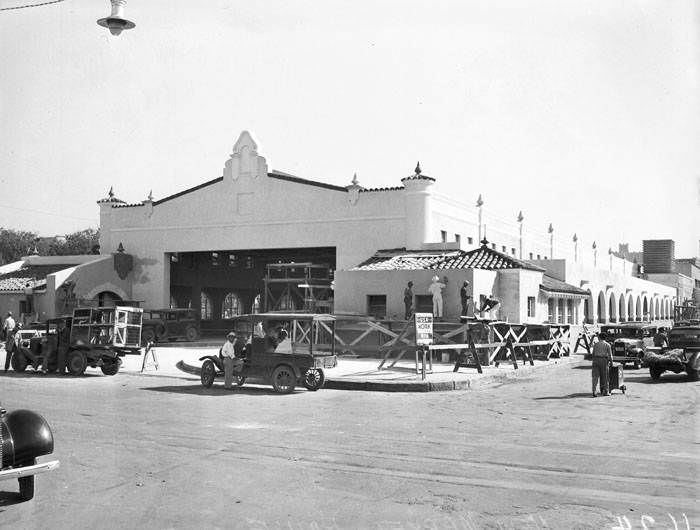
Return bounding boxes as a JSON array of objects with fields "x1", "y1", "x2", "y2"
[
  {"x1": 141, "y1": 308, "x2": 200, "y2": 344},
  {"x1": 600, "y1": 324, "x2": 657, "y2": 369},
  {"x1": 645, "y1": 325, "x2": 700, "y2": 381},
  {"x1": 0, "y1": 403, "x2": 59, "y2": 500},
  {"x1": 177, "y1": 313, "x2": 338, "y2": 393}
]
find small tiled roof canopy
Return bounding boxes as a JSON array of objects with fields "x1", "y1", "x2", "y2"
[
  {"x1": 352, "y1": 240, "x2": 545, "y2": 272},
  {"x1": 0, "y1": 265, "x2": 66, "y2": 291},
  {"x1": 539, "y1": 275, "x2": 590, "y2": 296}
]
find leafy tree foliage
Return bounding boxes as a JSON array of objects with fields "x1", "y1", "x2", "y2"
[{"x1": 0, "y1": 227, "x2": 100, "y2": 265}]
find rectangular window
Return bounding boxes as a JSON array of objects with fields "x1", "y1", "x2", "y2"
[
  {"x1": 567, "y1": 299, "x2": 574, "y2": 324},
  {"x1": 548, "y1": 299, "x2": 555, "y2": 322},
  {"x1": 558, "y1": 299, "x2": 565, "y2": 323},
  {"x1": 440, "y1": 230, "x2": 447, "y2": 243},
  {"x1": 529, "y1": 252, "x2": 533, "y2": 260},
  {"x1": 455, "y1": 234, "x2": 461, "y2": 245},
  {"x1": 228, "y1": 254, "x2": 238, "y2": 267},
  {"x1": 527, "y1": 297, "x2": 536, "y2": 318},
  {"x1": 537, "y1": 254, "x2": 541, "y2": 260},
  {"x1": 467, "y1": 237, "x2": 473, "y2": 245},
  {"x1": 491, "y1": 243, "x2": 496, "y2": 250},
  {"x1": 415, "y1": 295, "x2": 433, "y2": 314},
  {"x1": 501, "y1": 245, "x2": 507, "y2": 253},
  {"x1": 211, "y1": 252, "x2": 219, "y2": 267},
  {"x1": 511, "y1": 248, "x2": 516, "y2": 256},
  {"x1": 367, "y1": 295, "x2": 387, "y2": 319}
]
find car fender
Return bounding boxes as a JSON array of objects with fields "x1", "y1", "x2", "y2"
[{"x1": 199, "y1": 355, "x2": 223, "y2": 371}]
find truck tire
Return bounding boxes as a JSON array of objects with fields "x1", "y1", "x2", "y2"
[
  {"x1": 100, "y1": 358, "x2": 121, "y2": 376},
  {"x1": 142, "y1": 327, "x2": 156, "y2": 345},
  {"x1": 687, "y1": 353, "x2": 700, "y2": 381},
  {"x1": 11, "y1": 352, "x2": 28, "y2": 372},
  {"x1": 185, "y1": 325, "x2": 199, "y2": 342},
  {"x1": 67, "y1": 350, "x2": 87, "y2": 376},
  {"x1": 649, "y1": 366, "x2": 663, "y2": 381}
]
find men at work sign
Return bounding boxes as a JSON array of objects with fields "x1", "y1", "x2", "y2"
[{"x1": 415, "y1": 313, "x2": 433, "y2": 345}]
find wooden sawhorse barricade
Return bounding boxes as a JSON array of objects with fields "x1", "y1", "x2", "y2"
[{"x1": 141, "y1": 341, "x2": 159, "y2": 372}]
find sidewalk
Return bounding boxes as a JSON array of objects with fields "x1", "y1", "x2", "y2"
[{"x1": 120, "y1": 345, "x2": 586, "y2": 392}]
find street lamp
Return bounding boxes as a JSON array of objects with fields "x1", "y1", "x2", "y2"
[{"x1": 97, "y1": 0, "x2": 135, "y2": 36}]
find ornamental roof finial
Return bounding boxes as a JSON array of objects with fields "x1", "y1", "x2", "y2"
[
  {"x1": 476, "y1": 194, "x2": 484, "y2": 207},
  {"x1": 415, "y1": 162, "x2": 421, "y2": 175},
  {"x1": 517, "y1": 211, "x2": 524, "y2": 223}
]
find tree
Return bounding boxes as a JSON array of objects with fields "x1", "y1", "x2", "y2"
[
  {"x1": 0, "y1": 228, "x2": 38, "y2": 265},
  {"x1": 0, "y1": 227, "x2": 100, "y2": 265}
]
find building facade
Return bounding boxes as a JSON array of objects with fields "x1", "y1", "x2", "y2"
[{"x1": 95, "y1": 130, "x2": 676, "y2": 328}]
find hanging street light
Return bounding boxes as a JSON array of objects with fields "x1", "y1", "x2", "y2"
[{"x1": 97, "y1": 0, "x2": 135, "y2": 36}]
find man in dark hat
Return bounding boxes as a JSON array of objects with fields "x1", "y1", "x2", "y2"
[
  {"x1": 404, "y1": 281, "x2": 414, "y2": 320},
  {"x1": 460, "y1": 280, "x2": 471, "y2": 317},
  {"x1": 591, "y1": 332, "x2": 613, "y2": 397}
]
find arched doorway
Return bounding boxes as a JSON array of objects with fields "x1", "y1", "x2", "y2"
[
  {"x1": 619, "y1": 295, "x2": 626, "y2": 322},
  {"x1": 636, "y1": 296, "x2": 642, "y2": 320},
  {"x1": 609, "y1": 292, "x2": 617, "y2": 323},
  {"x1": 643, "y1": 298, "x2": 649, "y2": 321},
  {"x1": 97, "y1": 291, "x2": 122, "y2": 307},
  {"x1": 221, "y1": 292, "x2": 243, "y2": 319},
  {"x1": 654, "y1": 299, "x2": 660, "y2": 321},
  {"x1": 597, "y1": 291, "x2": 607, "y2": 324},
  {"x1": 627, "y1": 296, "x2": 634, "y2": 322}
]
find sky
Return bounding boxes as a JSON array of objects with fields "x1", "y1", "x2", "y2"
[{"x1": 1, "y1": 0, "x2": 699, "y2": 257}]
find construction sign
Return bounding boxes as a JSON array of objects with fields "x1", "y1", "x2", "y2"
[{"x1": 414, "y1": 313, "x2": 434, "y2": 345}]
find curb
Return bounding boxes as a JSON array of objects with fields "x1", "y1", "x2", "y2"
[{"x1": 324, "y1": 358, "x2": 587, "y2": 392}]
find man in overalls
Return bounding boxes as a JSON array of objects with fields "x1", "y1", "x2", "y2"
[{"x1": 591, "y1": 332, "x2": 613, "y2": 397}]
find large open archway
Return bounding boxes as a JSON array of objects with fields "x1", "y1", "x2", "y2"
[
  {"x1": 619, "y1": 295, "x2": 626, "y2": 322},
  {"x1": 636, "y1": 296, "x2": 642, "y2": 320},
  {"x1": 609, "y1": 292, "x2": 617, "y2": 323},
  {"x1": 643, "y1": 297, "x2": 649, "y2": 321},
  {"x1": 597, "y1": 291, "x2": 607, "y2": 324},
  {"x1": 627, "y1": 295, "x2": 634, "y2": 322}
]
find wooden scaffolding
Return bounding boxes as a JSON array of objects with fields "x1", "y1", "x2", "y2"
[{"x1": 263, "y1": 262, "x2": 333, "y2": 313}]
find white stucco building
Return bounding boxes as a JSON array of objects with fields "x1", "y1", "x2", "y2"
[{"x1": 93, "y1": 130, "x2": 675, "y2": 328}]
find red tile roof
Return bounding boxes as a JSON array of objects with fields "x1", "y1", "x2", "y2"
[
  {"x1": 0, "y1": 265, "x2": 68, "y2": 291},
  {"x1": 352, "y1": 243, "x2": 545, "y2": 272}
]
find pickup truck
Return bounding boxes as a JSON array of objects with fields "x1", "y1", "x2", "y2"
[{"x1": 645, "y1": 325, "x2": 700, "y2": 381}]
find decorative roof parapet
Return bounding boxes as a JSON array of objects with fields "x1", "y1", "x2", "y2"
[
  {"x1": 400, "y1": 161, "x2": 435, "y2": 183},
  {"x1": 97, "y1": 186, "x2": 125, "y2": 204}
]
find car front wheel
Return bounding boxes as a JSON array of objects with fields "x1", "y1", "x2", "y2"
[
  {"x1": 303, "y1": 368, "x2": 325, "y2": 391},
  {"x1": 271, "y1": 365, "x2": 296, "y2": 394}
]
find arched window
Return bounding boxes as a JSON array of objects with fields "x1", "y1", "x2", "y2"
[
  {"x1": 277, "y1": 293, "x2": 297, "y2": 311},
  {"x1": 252, "y1": 294, "x2": 262, "y2": 314},
  {"x1": 200, "y1": 291, "x2": 213, "y2": 320},
  {"x1": 222, "y1": 292, "x2": 243, "y2": 319}
]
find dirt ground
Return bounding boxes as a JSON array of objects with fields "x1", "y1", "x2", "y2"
[{"x1": 1, "y1": 363, "x2": 698, "y2": 529}]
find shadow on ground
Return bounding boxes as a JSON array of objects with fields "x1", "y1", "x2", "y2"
[
  {"x1": 533, "y1": 392, "x2": 594, "y2": 400},
  {"x1": 0, "y1": 490, "x2": 25, "y2": 507},
  {"x1": 141, "y1": 384, "x2": 303, "y2": 396}
]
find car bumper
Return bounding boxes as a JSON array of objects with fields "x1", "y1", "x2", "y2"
[{"x1": 0, "y1": 459, "x2": 60, "y2": 481}]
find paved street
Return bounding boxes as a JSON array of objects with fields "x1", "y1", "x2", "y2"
[{"x1": 1, "y1": 363, "x2": 698, "y2": 530}]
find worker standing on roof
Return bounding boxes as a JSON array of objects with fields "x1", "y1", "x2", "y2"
[{"x1": 429, "y1": 276, "x2": 447, "y2": 321}]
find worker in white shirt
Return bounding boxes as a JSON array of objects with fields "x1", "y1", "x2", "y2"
[{"x1": 221, "y1": 332, "x2": 237, "y2": 390}]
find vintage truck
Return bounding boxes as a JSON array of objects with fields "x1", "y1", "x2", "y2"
[
  {"x1": 141, "y1": 308, "x2": 200, "y2": 344},
  {"x1": 600, "y1": 323, "x2": 657, "y2": 369},
  {"x1": 13, "y1": 306, "x2": 143, "y2": 376},
  {"x1": 645, "y1": 325, "x2": 700, "y2": 381}
]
